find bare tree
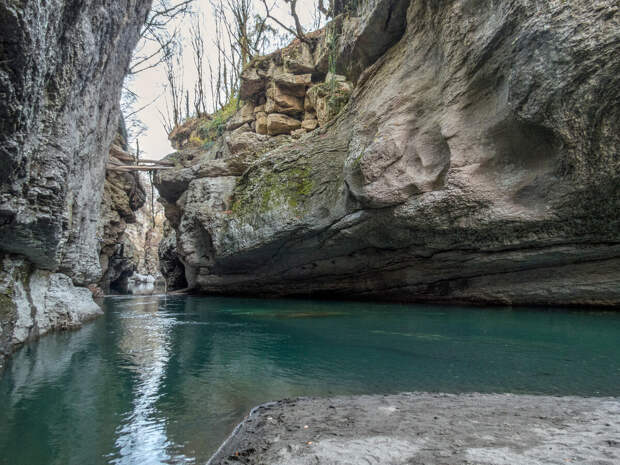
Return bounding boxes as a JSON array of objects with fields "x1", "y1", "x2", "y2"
[
  {"x1": 213, "y1": 8, "x2": 225, "y2": 108},
  {"x1": 220, "y1": 0, "x2": 273, "y2": 65},
  {"x1": 158, "y1": 99, "x2": 175, "y2": 135},
  {"x1": 125, "y1": 0, "x2": 193, "y2": 138},
  {"x1": 205, "y1": 0, "x2": 279, "y2": 112},
  {"x1": 259, "y1": 0, "x2": 311, "y2": 44},
  {"x1": 317, "y1": 0, "x2": 349, "y2": 18},
  {"x1": 190, "y1": 18, "x2": 207, "y2": 116},
  {"x1": 129, "y1": 0, "x2": 194, "y2": 75},
  {"x1": 185, "y1": 90, "x2": 191, "y2": 120},
  {"x1": 317, "y1": 0, "x2": 331, "y2": 16},
  {"x1": 121, "y1": 85, "x2": 149, "y2": 142},
  {"x1": 159, "y1": 35, "x2": 185, "y2": 132},
  {"x1": 207, "y1": 59, "x2": 217, "y2": 113}
]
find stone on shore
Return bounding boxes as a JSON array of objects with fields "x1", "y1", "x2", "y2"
[{"x1": 207, "y1": 393, "x2": 620, "y2": 465}]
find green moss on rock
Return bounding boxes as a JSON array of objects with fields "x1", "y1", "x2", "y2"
[
  {"x1": 231, "y1": 165, "x2": 314, "y2": 218},
  {"x1": 197, "y1": 96, "x2": 239, "y2": 142},
  {"x1": 0, "y1": 293, "x2": 15, "y2": 321}
]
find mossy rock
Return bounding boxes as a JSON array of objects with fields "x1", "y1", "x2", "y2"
[
  {"x1": 0, "y1": 293, "x2": 15, "y2": 322},
  {"x1": 197, "y1": 96, "x2": 240, "y2": 142},
  {"x1": 307, "y1": 78, "x2": 352, "y2": 126},
  {"x1": 231, "y1": 165, "x2": 314, "y2": 218}
]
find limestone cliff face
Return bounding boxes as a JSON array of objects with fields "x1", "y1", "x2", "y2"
[
  {"x1": 97, "y1": 128, "x2": 147, "y2": 292},
  {"x1": 0, "y1": 0, "x2": 152, "y2": 363},
  {"x1": 157, "y1": 0, "x2": 619, "y2": 306},
  {"x1": 158, "y1": 226, "x2": 188, "y2": 291},
  {"x1": 123, "y1": 176, "x2": 166, "y2": 279}
]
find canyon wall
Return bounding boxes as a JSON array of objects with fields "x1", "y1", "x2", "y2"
[
  {"x1": 0, "y1": 0, "x2": 152, "y2": 363},
  {"x1": 157, "y1": 0, "x2": 619, "y2": 306},
  {"x1": 97, "y1": 126, "x2": 147, "y2": 294}
]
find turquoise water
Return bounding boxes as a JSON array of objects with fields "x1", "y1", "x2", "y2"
[{"x1": 1, "y1": 295, "x2": 619, "y2": 464}]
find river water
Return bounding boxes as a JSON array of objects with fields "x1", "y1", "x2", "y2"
[{"x1": 1, "y1": 295, "x2": 619, "y2": 464}]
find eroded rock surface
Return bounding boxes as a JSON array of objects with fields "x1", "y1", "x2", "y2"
[
  {"x1": 207, "y1": 393, "x2": 620, "y2": 465},
  {"x1": 158, "y1": 227, "x2": 188, "y2": 291},
  {"x1": 157, "y1": 0, "x2": 620, "y2": 306},
  {"x1": 0, "y1": 0, "x2": 151, "y2": 362},
  {"x1": 97, "y1": 127, "x2": 148, "y2": 292},
  {"x1": 0, "y1": 256, "x2": 102, "y2": 365}
]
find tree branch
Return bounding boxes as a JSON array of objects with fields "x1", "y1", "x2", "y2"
[{"x1": 259, "y1": 0, "x2": 311, "y2": 43}]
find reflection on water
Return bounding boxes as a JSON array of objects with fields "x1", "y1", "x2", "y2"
[
  {"x1": 111, "y1": 297, "x2": 192, "y2": 465},
  {"x1": 125, "y1": 282, "x2": 163, "y2": 296},
  {"x1": 0, "y1": 296, "x2": 619, "y2": 465}
]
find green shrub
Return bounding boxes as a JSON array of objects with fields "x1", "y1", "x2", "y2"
[{"x1": 198, "y1": 96, "x2": 239, "y2": 142}]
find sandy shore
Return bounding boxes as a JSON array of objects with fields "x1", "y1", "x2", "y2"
[{"x1": 207, "y1": 392, "x2": 620, "y2": 465}]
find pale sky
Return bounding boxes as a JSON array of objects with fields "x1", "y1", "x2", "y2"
[{"x1": 125, "y1": 0, "x2": 322, "y2": 159}]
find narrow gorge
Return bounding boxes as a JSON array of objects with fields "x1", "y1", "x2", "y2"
[
  {"x1": 2, "y1": 0, "x2": 618, "y2": 362},
  {"x1": 0, "y1": 1, "x2": 619, "y2": 464}
]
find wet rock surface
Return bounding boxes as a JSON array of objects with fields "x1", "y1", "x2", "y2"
[
  {"x1": 157, "y1": 0, "x2": 620, "y2": 306},
  {"x1": 0, "y1": 256, "x2": 102, "y2": 366},
  {"x1": 0, "y1": 0, "x2": 151, "y2": 360},
  {"x1": 208, "y1": 393, "x2": 620, "y2": 465}
]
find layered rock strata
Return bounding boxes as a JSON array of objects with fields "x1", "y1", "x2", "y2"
[
  {"x1": 97, "y1": 133, "x2": 147, "y2": 292},
  {"x1": 169, "y1": 33, "x2": 355, "y2": 153},
  {"x1": 158, "y1": 226, "x2": 188, "y2": 291},
  {"x1": 0, "y1": 0, "x2": 152, "y2": 363},
  {"x1": 123, "y1": 179, "x2": 166, "y2": 281},
  {"x1": 157, "y1": 0, "x2": 620, "y2": 306}
]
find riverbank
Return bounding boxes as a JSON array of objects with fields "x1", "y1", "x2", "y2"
[{"x1": 208, "y1": 392, "x2": 620, "y2": 465}]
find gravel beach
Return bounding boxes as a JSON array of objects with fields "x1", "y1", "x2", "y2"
[{"x1": 207, "y1": 393, "x2": 620, "y2": 465}]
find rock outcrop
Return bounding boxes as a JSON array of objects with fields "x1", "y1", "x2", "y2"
[
  {"x1": 157, "y1": 0, "x2": 620, "y2": 307},
  {"x1": 158, "y1": 226, "x2": 188, "y2": 291},
  {"x1": 0, "y1": 0, "x2": 151, "y2": 363},
  {"x1": 0, "y1": 256, "x2": 103, "y2": 365},
  {"x1": 122, "y1": 171, "x2": 166, "y2": 287},
  {"x1": 97, "y1": 127, "x2": 147, "y2": 292},
  {"x1": 168, "y1": 33, "x2": 354, "y2": 151}
]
